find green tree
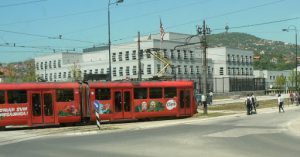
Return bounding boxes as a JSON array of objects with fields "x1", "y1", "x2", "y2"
[
  {"x1": 22, "y1": 61, "x2": 36, "y2": 82},
  {"x1": 275, "y1": 74, "x2": 286, "y2": 89},
  {"x1": 69, "y1": 62, "x2": 82, "y2": 81},
  {"x1": 6, "y1": 64, "x2": 17, "y2": 82}
]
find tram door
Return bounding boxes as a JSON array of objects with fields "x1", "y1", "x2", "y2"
[
  {"x1": 31, "y1": 91, "x2": 55, "y2": 124},
  {"x1": 179, "y1": 89, "x2": 191, "y2": 116},
  {"x1": 113, "y1": 89, "x2": 132, "y2": 119}
]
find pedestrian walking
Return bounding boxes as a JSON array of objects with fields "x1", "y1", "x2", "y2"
[
  {"x1": 277, "y1": 94, "x2": 285, "y2": 113},
  {"x1": 251, "y1": 93, "x2": 257, "y2": 114},
  {"x1": 245, "y1": 94, "x2": 252, "y2": 115},
  {"x1": 289, "y1": 92, "x2": 294, "y2": 105},
  {"x1": 209, "y1": 91, "x2": 214, "y2": 105}
]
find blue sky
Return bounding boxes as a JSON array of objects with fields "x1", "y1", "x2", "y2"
[{"x1": 0, "y1": 0, "x2": 299, "y2": 63}]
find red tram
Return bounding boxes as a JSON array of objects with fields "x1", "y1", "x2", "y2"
[{"x1": 0, "y1": 81, "x2": 196, "y2": 129}]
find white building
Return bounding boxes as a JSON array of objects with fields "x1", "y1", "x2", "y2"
[
  {"x1": 253, "y1": 70, "x2": 293, "y2": 89},
  {"x1": 35, "y1": 32, "x2": 256, "y2": 93}
]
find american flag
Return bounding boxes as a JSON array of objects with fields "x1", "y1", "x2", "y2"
[{"x1": 160, "y1": 18, "x2": 165, "y2": 41}]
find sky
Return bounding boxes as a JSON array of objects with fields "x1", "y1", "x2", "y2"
[{"x1": 0, "y1": 0, "x2": 299, "y2": 63}]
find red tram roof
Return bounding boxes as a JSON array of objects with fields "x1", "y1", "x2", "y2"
[
  {"x1": 88, "y1": 80, "x2": 194, "y2": 88},
  {"x1": 0, "y1": 82, "x2": 80, "y2": 90}
]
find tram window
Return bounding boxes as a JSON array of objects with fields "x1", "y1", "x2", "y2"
[
  {"x1": 56, "y1": 89, "x2": 74, "y2": 102},
  {"x1": 0, "y1": 90, "x2": 4, "y2": 104},
  {"x1": 164, "y1": 87, "x2": 177, "y2": 98},
  {"x1": 8, "y1": 90, "x2": 27, "y2": 104},
  {"x1": 149, "y1": 88, "x2": 162, "y2": 99},
  {"x1": 134, "y1": 88, "x2": 147, "y2": 99},
  {"x1": 95, "y1": 88, "x2": 111, "y2": 100}
]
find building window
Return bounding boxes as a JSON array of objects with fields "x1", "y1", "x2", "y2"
[
  {"x1": 190, "y1": 66, "x2": 194, "y2": 74},
  {"x1": 83, "y1": 70, "x2": 87, "y2": 76},
  {"x1": 45, "y1": 61, "x2": 48, "y2": 69},
  {"x1": 101, "y1": 69, "x2": 104, "y2": 74},
  {"x1": 219, "y1": 67, "x2": 224, "y2": 75},
  {"x1": 36, "y1": 63, "x2": 39, "y2": 70},
  {"x1": 250, "y1": 56, "x2": 253, "y2": 63},
  {"x1": 106, "y1": 68, "x2": 109, "y2": 74},
  {"x1": 126, "y1": 66, "x2": 130, "y2": 76},
  {"x1": 125, "y1": 51, "x2": 129, "y2": 60},
  {"x1": 45, "y1": 74, "x2": 48, "y2": 81},
  {"x1": 63, "y1": 72, "x2": 67, "y2": 78},
  {"x1": 208, "y1": 66, "x2": 211, "y2": 74},
  {"x1": 119, "y1": 67, "x2": 123, "y2": 76},
  {"x1": 118, "y1": 52, "x2": 123, "y2": 61},
  {"x1": 183, "y1": 50, "x2": 187, "y2": 60},
  {"x1": 184, "y1": 65, "x2": 188, "y2": 74},
  {"x1": 147, "y1": 64, "x2": 151, "y2": 74},
  {"x1": 54, "y1": 73, "x2": 57, "y2": 79},
  {"x1": 227, "y1": 54, "x2": 230, "y2": 62},
  {"x1": 177, "y1": 50, "x2": 181, "y2": 60},
  {"x1": 112, "y1": 53, "x2": 116, "y2": 62},
  {"x1": 50, "y1": 73, "x2": 53, "y2": 81},
  {"x1": 113, "y1": 67, "x2": 117, "y2": 77},
  {"x1": 196, "y1": 66, "x2": 200, "y2": 74},
  {"x1": 157, "y1": 64, "x2": 161, "y2": 73},
  {"x1": 228, "y1": 67, "x2": 231, "y2": 75},
  {"x1": 237, "y1": 68, "x2": 240, "y2": 75},
  {"x1": 139, "y1": 50, "x2": 144, "y2": 59},
  {"x1": 146, "y1": 51, "x2": 151, "y2": 58},
  {"x1": 132, "y1": 50, "x2": 136, "y2": 60},
  {"x1": 53, "y1": 60, "x2": 56, "y2": 68},
  {"x1": 58, "y1": 72, "x2": 61, "y2": 79},
  {"x1": 68, "y1": 71, "x2": 71, "y2": 78},
  {"x1": 95, "y1": 69, "x2": 98, "y2": 74},
  {"x1": 190, "y1": 51, "x2": 194, "y2": 60},
  {"x1": 49, "y1": 61, "x2": 52, "y2": 69},
  {"x1": 58, "y1": 60, "x2": 61, "y2": 68},
  {"x1": 246, "y1": 56, "x2": 249, "y2": 63},
  {"x1": 40, "y1": 62, "x2": 43, "y2": 70},
  {"x1": 178, "y1": 65, "x2": 182, "y2": 74},
  {"x1": 171, "y1": 50, "x2": 174, "y2": 59},
  {"x1": 163, "y1": 49, "x2": 168, "y2": 58},
  {"x1": 89, "y1": 70, "x2": 92, "y2": 74},
  {"x1": 241, "y1": 55, "x2": 244, "y2": 63},
  {"x1": 241, "y1": 68, "x2": 244, "y2": 75},
  {"x1": 132, "y1": 66, "x2": 137, "y2": 75}
]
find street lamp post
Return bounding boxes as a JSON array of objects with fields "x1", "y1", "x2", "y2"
[
  {"x1": 108, "y1": 0, "x2": 123, "y2": 81},
  {"x1": 283, "y1": 26, "x2": 298, "y2": 91}
]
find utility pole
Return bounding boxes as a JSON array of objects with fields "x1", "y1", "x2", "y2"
[
  {"x1": 138, "y1": 32, "x2": 142, "y2": 81},
  {"x1": 197, "y1": 20, "x2": 211, "y2": 115}
]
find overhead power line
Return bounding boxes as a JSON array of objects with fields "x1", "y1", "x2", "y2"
[
  {"x1": 213, "y1": 16, "x2": 300, "y2": 31},
  {"x1": 0, "y1": 0, "x2": 46, "y2": 8},
  {"x1": 0, "y1": 29, "x2": 96, "y2": 44}
]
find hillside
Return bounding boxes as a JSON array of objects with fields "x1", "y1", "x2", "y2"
[{"x1": 208, "y1": 32, "x2": 296, "y2": 70}]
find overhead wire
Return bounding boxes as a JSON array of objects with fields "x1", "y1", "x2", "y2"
[{"x1": 0, "y1": 0, "x2": 46, "y2": 8}]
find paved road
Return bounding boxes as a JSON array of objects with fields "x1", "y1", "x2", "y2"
[{"x1": 0, "y1": 107, "x2": 299, "y2": 157}]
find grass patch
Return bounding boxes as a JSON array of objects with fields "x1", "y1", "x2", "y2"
[
  {"x1": 208, "y1": 98, "x2": 289, "y2": 111},
  {"x1": 193, "y1": 112, "x2": 234, "y2": 118}
]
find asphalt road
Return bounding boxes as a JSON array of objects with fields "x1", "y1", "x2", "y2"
[{"x1": 1, "y1": 107, "x2": 300, "y2": 157}]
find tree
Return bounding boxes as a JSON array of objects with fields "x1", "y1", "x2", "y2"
[
  {"x1": 275, "y1": 74, "x2": 286, "y2": 89},
  {"x1": 6, "y1": 64, "x2": 17, "y2": 82},
  {"x1": 22, "y1": 61, "x2": 36, "y2": 82},
  {"x1": 69, "y1": 62, "x2": 82, "y2": 82},
  {"x1": 288, "y1": 70, "x2": 300, "y2": 90}
]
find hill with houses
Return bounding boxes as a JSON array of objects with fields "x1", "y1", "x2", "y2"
[{"x1": 208, "y1": 32, "x2": 296, "y2": 71}]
